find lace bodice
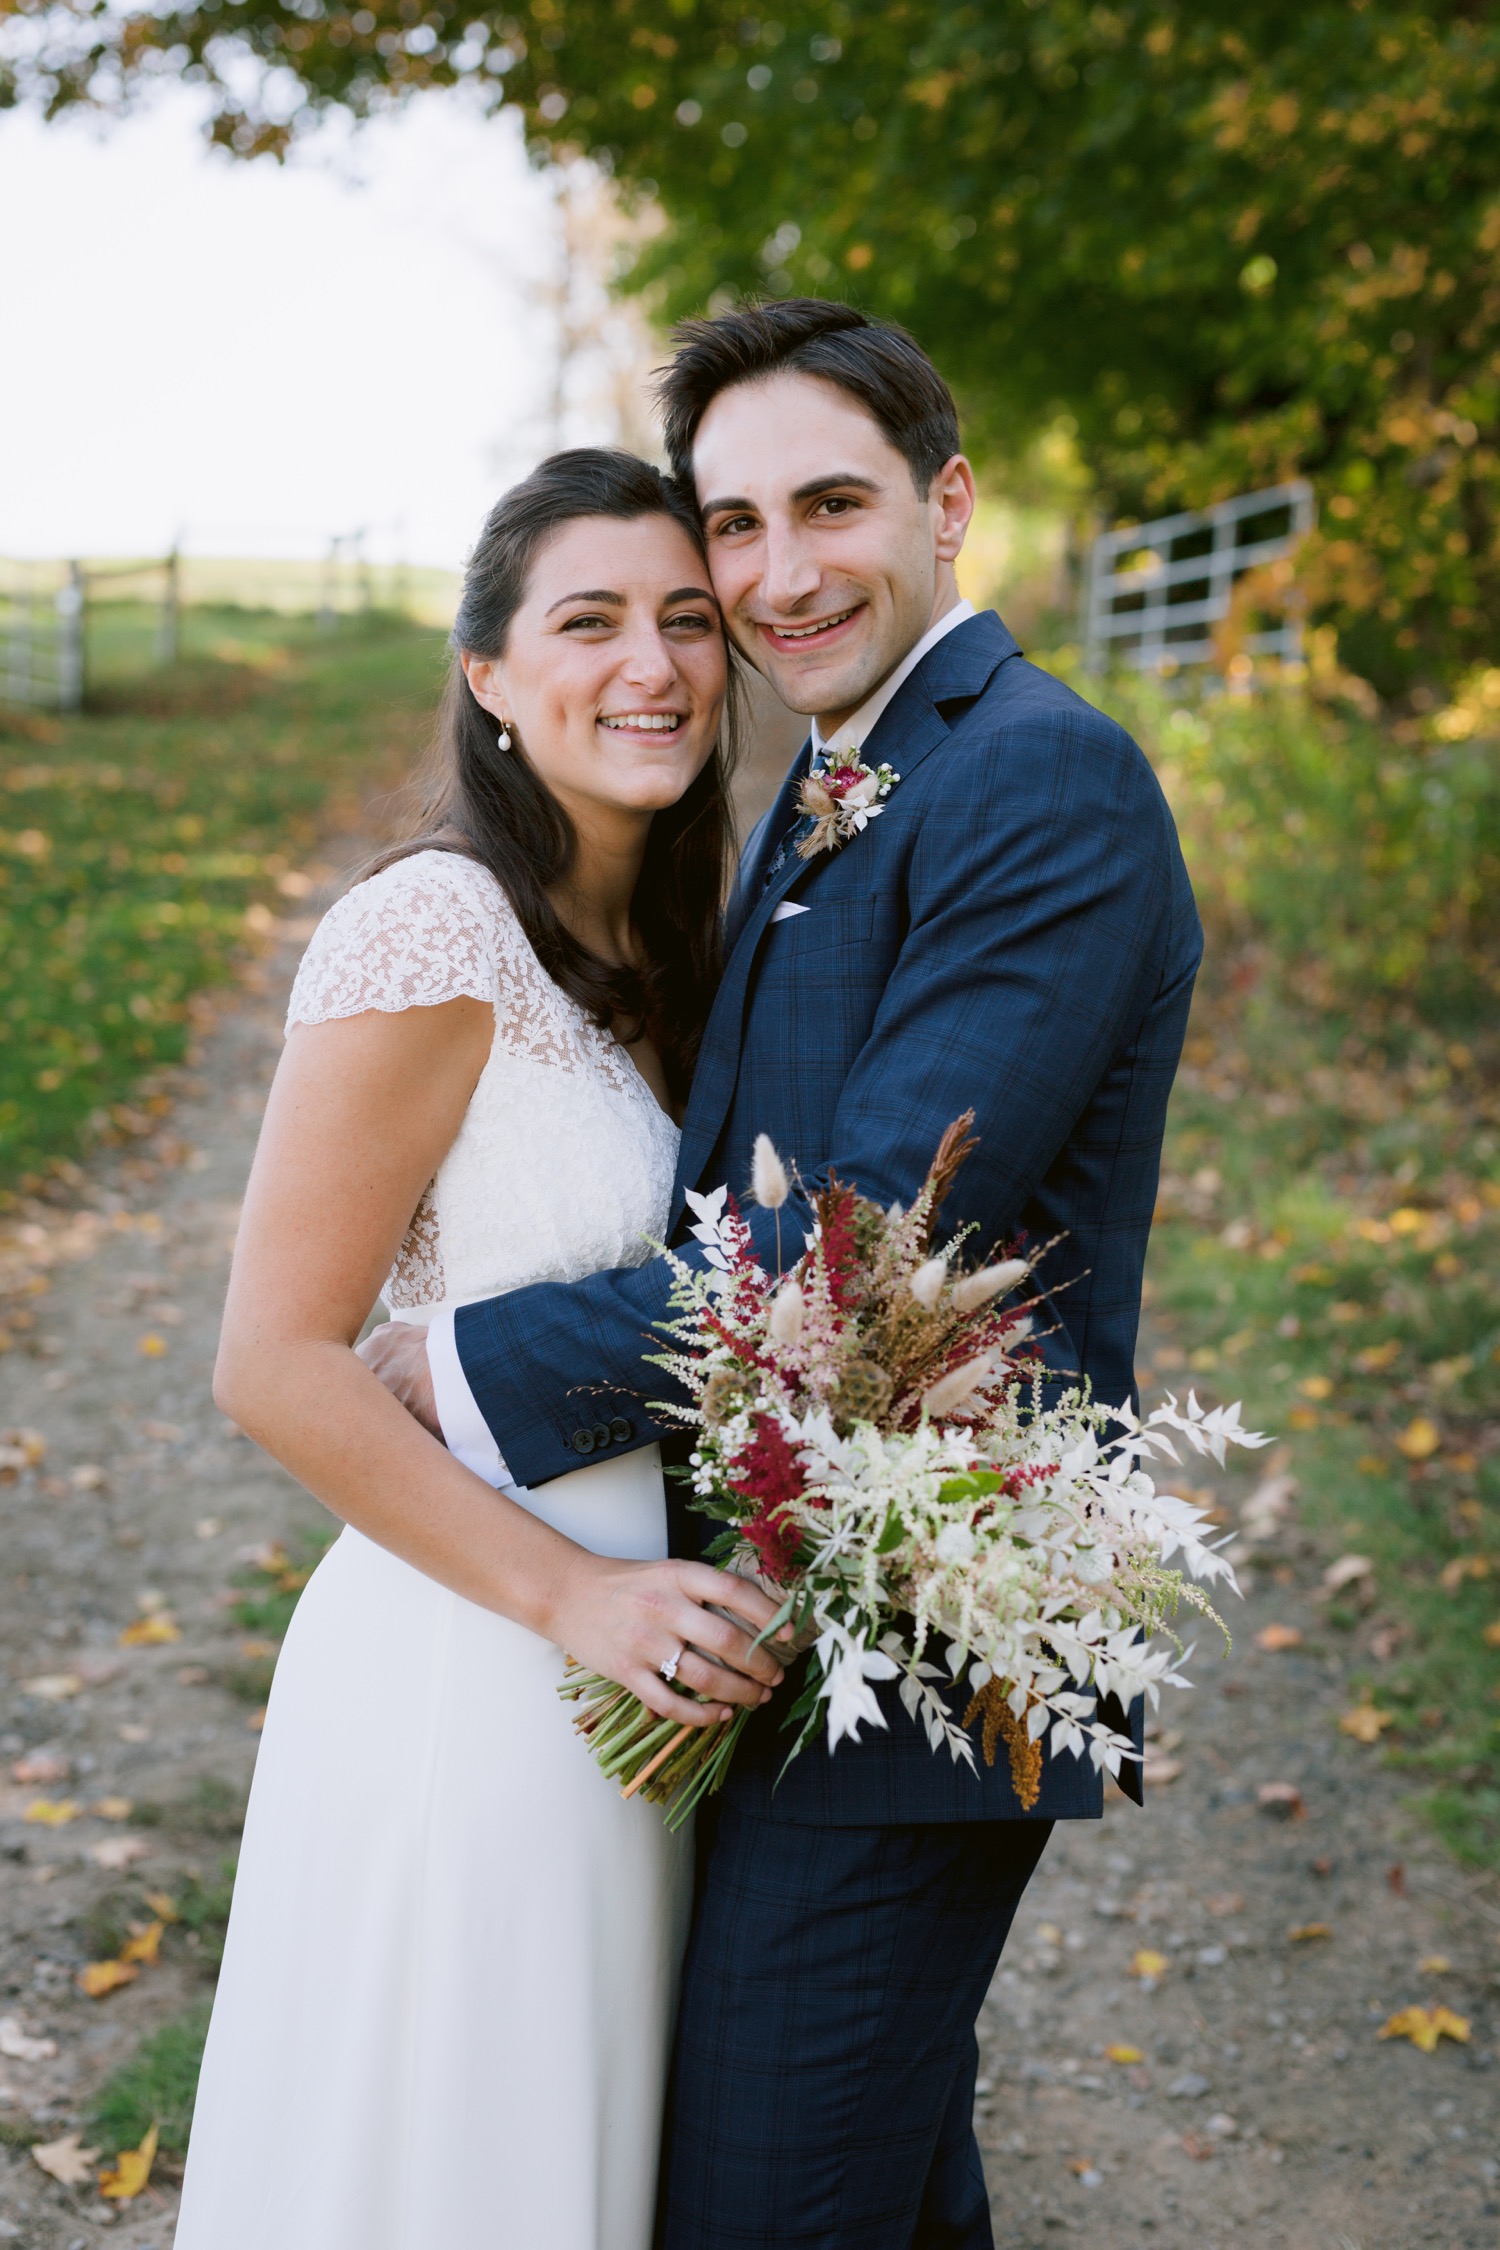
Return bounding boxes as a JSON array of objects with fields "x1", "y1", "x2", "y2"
[{"x1": 285, "y1": 850, "x2": 680, "y2": 1314}]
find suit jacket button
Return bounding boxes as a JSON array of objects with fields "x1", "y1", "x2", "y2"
[
  {"x1": 571, "y1": 1428, "x2": 595, "y2": 1456},
  {"x1": 590, "y1": 1421, "x2": 612, "y2": 1450},
  {"x1": 609, "y1": 1415, "x2": 632, "y2": 1444}
]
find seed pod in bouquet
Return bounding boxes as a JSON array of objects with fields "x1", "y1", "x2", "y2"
[
  {"x1": 909, "y1": 1255, "x2": 949, "y2": 1309},
  {"x1": 701, "y1": 1366, "x2": 751, "y2": 1427},
  {"x1": 751, "y1": 1134, "x2": 790, "y2": 1210},
  {"x1": 921, "y1": 1352, "x2": 997, "y2": 1418},
  {"x1": 951, "y1": 1258, "x2": 1029, "y2": 1314},
  {"x1": 768, "y1": 1280, "x2": 805, "y2": 1344},
  {"x1": 832, "y1": 1356, "x2": 895, "y2": 1432}
]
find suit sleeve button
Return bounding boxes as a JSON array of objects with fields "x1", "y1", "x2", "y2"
[
  {"x1": 590, "y1": 1421, "x2": 612, "y2": 1450},
  {"x1": 609, "y1": 1415, "x2": 632, "y2": 1444},
  {"x1": 571, "y1": 1428, "x2": 595, "y2": 1456}
]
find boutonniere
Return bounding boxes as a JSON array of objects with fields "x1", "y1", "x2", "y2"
[{"x1": 796, "y1": 755, "x2": 901, "y2": 861}]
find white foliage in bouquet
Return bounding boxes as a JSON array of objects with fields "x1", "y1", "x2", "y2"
[{"x1": 560, "y1": 1116, "x2": 1269, "y2": 1826}]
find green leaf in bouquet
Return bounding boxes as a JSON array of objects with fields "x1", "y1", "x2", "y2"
[
  {"x1": 934, "y1": 1470, "x2": 1004, "y2": 1507},
  {"x1": 876, "y1": 1506, "x2": 907, "y2": 1555}
]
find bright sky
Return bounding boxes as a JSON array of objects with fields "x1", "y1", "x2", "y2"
[{"x1": 1, "y1": 89, "x2": 608, "y2": 568}]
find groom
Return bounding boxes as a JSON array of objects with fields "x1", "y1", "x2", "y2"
[{"x1": 376, "y1": 299, "x2": 1200, "y2": 2247}]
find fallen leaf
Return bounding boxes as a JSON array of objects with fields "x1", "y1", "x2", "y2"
[
  {"x1": 1298, "y1": 1374, "x2": 1333, "y2": 1401},
  {"x1": 1257, "y1": 1782, "x2": 1306, "y2": 1820},
  {"x1": 142, "y1": 1891, "x2": 179, "y2": 1922},
  {"x1": 176, "y1": 1663, "x2": 211, "y2": 1686},
  {"x1": 1129, "y1": 1949, "x2": 1169, "y2": 1980},
  {"x1": 139, "y1": 1419, "x2": 183, "y2": 1442},
  {"x1": 1483, "y1": 1620, "x2": 1500, "y2": 1649},
  {"x1": 1287, "y1": 1405, "x2": 1319, "y2": 1431},
  {"x1": 1104, "y1": 2043, "x2": 1144, "y2": 2064},
  {"x1": 1396, "y1": 1417, "x2": 1441, "y2": 1462},
  {"x1": 1378, "y1": 2004, "x2": 1470, "y2": 2053},
  {"x1": 117, "y1": 1723, "x2": 151, "y2": 1744},
  {"x1": 2, "y1": 1427, "x2": 47, "y2": 1467},
  {"x1": 1206, "y1": 1892, "x2": 1245, "y2": 1917},
  {"x1": 247, "y1": 1706, "x2": 267, "y2": 1732},
  {"x1": 1322, "y1": 1553, "x2": 1373, "y2": 1593},
  {"x1": 137, "y1": 1333, "x2": 168, "y2": 1357},
  {"x1": 31, "y1": 2132, "x2": 100, "y2": 2186},
  {"x1": 9, "y1": 1751, "x2": 69, "y2": 1785},
  {"x1": 0, "y1": 2015, "x2": 57, "y2": 2062},
  {"x1": 1255, "y1": 1624, "x2": 1303, "y2": 1652},
  {"x1": 88, "y1": 1835, "x2": 151, "y2": 1871},
  {"x1": 1420, "y1": 1955, "x2": 1452, "y2": 1974},
  {"x1": 1387, "y1": 1862, "x2": 1406, "y2": 1895},
  {"x1": 1288, "y1": 1923, "x2": 1332, "y2": 1942},
  {"x1": 98, "y1": 2120, "x2": 158, "y2": 2201},
  {"x1": 118, "y1": 1613, "x2": 180, "y2": 1646},
  {"x1": 1354, "y1": 1340, "x2": 1401, "y2": 1374},
  {"x1": 24, "y1": 1798, "x2": 78, "y2": 1827},
  {"x1": 239, "y1": 1637, "x2": 276, "y2": 1660},
  {"x1": 1180, "y1": 2133, "x2": 1217, "y2": 2160},
  {"x1": 1143, "y1": 1755, "x2": 1183, "y2": 1786},
  {"x1": 77, "y1": 1959, "x2": 139, "y2": 1998},
  {"x1": 20, "y1": 1673, "x2": 82, "y2": 1701},
  {"x1": 1439, "y1": 1555, "x2": 1491, "y2": 1592},
  {"x1": 69, "y1": 1464, "x2": 108, "y2": 1492},
  {"x1": 118, "y1": 1920, "x2": 164, "y2": 1967},
  {"x1": 1339, "y1": 1704, "x2": 1393, "y2": 1743}
]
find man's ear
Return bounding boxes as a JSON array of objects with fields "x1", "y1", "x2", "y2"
[{"x1": 931, "y1": 455, "x2": 977, "y2": 565}]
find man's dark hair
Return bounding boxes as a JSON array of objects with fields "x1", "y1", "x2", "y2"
[{"x1": 656, "y1": 298, "x2": 962, "y2": 496}]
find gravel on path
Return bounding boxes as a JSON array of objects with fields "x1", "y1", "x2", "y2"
[{"x1": 0, "y1": 866, "x2": 1495, "y2": 2250}]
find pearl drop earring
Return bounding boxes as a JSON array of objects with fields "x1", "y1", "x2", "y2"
[{"x1": 497, "y1": 720, "x2": 513, "y2": 752}]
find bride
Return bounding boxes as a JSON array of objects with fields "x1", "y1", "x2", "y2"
[{"x1": 174, "y1": 449, "x2": 786, "y2": 2250}]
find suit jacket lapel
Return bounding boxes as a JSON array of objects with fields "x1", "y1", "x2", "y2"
[
  {"x1": 677, "y1": 611, "x2": 1024, "y2": 1214},
  {"x1": 723, "y1": 735, "x2": 812, "y2": 955}
]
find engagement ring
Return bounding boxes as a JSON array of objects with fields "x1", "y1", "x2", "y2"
[{"x1": 659, "y1": 1649, "x2": 682, "y2": 1685}]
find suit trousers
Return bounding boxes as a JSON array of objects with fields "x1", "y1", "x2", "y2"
[{"x1": 658, "y1": 1802, "x2": 1053, "y2": 2250}]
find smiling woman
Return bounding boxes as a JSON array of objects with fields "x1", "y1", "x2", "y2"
[{"x1": 373, "y1": 446, "x2": 742, "y2": 1107}]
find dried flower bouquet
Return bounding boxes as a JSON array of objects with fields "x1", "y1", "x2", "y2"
[{"x1": 559, "y1": 1117, "x2": 1268, "y2": 1828}]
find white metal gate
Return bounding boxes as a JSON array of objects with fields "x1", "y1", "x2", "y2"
[
  {"x1": 0, "y1": 560, "x2": 85, "y2": 710},
  {"x1": 1082, "y1": 479, "x2": 1315, "y2": 673}
]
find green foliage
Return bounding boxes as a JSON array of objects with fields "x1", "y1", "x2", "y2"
[
  {"x1": 175, "y1": 1860, "x2": 240, "y2": 1972},
  {"x1": 228, "y1": 1527, "x2": 338, "y2": 1642},
  {"x1": 1064, "y1": 664, "x2": 1500, "y2": 1032},
  {"x1": 15, "y1": 3, "x2": 1498, "y2": 689},
  {"x1": 0, "y1": 610, "x2": 445, "y2": 1190},
  {"x1": 88, "y1": 2005, "x2": 212, "y2": 2159},
  {"x1": 1104, "y1": 674, "x2": 1500, "y2": 1863}
]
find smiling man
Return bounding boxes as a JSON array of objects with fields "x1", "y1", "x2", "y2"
[{"x1": 367, "y1": 299, "x2": 1201, "y2": 2250}]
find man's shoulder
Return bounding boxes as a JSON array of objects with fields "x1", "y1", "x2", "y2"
[{"x1": 931, "y1": 640, "x2": 1165, "y2": 812}]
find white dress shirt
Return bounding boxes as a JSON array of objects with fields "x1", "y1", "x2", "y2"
[{"x1": 426, "y1": 595, "x2": 979, "y2": 1480}]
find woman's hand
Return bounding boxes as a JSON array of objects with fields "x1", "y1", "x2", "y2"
[{"x1": 548, "y1": 1553, "x2": 792, "y2": 1726}]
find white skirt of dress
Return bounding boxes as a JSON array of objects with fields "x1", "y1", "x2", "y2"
[{"x1": 175, "y1": 1449, "x2": 693, "y2": 2250}]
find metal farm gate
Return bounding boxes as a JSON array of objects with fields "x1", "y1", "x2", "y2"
[
  {"x1": 0, "y1": 560, "x2": 85, "y2": 711},
  {"x1": 1082, "y1": 480, "x2": 1315, "y2": 674}
]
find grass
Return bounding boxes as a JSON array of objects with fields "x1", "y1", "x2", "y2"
[
  {"x1": 89, "y1": 2005, "x2": 212, "y2": 2161},
  {"x1": 1066, "y1": 663, "x2": 1500, "y2": 1866},
  {"x1": 0, "y1": 604, "x2": 446, "y2": 1191}
]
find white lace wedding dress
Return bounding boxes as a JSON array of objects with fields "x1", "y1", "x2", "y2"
[{"x1": 175, "y1": 850, "x2": 692, "y2": 2250}]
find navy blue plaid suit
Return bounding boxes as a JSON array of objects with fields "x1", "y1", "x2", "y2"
[{"x1": 455, "y1": 611, "x2": 1200, "y2": 2245}]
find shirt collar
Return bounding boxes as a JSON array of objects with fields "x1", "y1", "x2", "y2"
[{"x1": 810, "y1": 599, "x2": 976, "y2": 763}]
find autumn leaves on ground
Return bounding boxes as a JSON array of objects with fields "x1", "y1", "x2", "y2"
[{"x1": 0, "y1": 616, "x2": 1497, "y2": 2244}]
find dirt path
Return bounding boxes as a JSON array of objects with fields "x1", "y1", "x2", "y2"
[{"x1": 0, "y1": 858, "x2": 1496, "y2": 2249}]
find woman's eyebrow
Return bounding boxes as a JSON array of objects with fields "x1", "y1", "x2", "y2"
[
  {"x1": 662, "y1": 586, "x2": 717, "y2": 606},
  {"x1": 545, "y1": 587, "x2": 624, "y2": 615}
]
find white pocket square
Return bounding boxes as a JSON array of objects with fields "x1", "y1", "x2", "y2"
[{"x1": 771, "y1": 900, "x2": 811, "y2": 923}]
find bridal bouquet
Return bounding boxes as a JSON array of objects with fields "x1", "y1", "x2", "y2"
[{"x1": 560, "y1": 1117, "x2": 1268, "y2": 1829}]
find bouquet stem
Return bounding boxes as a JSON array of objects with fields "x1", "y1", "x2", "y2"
[{"x1": 560, "y1": 1665, "x2": 752, "y2": 1829}]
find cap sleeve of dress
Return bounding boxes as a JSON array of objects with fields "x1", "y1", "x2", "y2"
[{"x1": 284, "y1": 851, "x2": 504, "y2": 1031}]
